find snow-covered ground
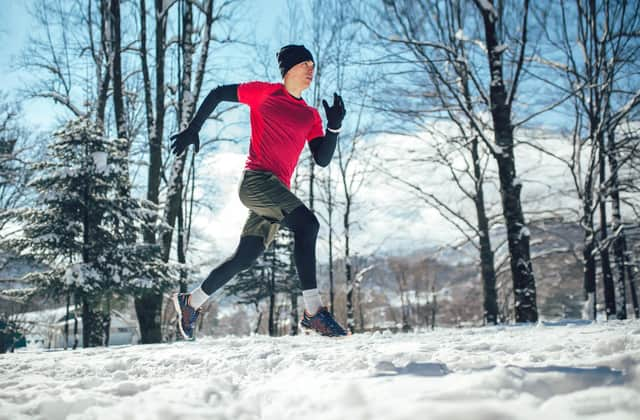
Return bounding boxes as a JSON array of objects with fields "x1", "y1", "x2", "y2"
[{"x1": 1, "y1": 320, "x2": 639, "y2": 420}]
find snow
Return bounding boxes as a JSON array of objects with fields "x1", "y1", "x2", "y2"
[
  {"x1": 477, "y1": 0, "x2": 499, "y2": 21},
  {"x1": 454, "y1": 28, "x2": 467, "y2": 41},
  {"x1": 1, "y1": 321, "x2": 639, "y2": 420},
  {"x1": 518, "y1": 226, "x2": 530, "y2": 240},
  {"x1": 91, "y1": 152, "x2": 108, "y2": 175},
  {"x1": 494, "y1": 44, "x2": 508, "y2": 54}
]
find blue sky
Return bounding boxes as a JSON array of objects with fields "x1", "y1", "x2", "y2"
[
  {"x1": 0, "y1": 2, "x2": 30, "y2": 85},
  {"x1": 0, "y1": 0, "x2": 289, "y2": 130},
  {"x1": 0, "y1": 1, "x2": 51, "y2": 128}
]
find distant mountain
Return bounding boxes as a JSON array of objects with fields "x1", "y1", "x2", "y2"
[{"x1": 313, "y1": 218, "x2": 601, "y2": 327}]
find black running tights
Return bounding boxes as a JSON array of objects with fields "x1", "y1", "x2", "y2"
[{"x1": 200, "y1": 205, "x2": 319, "y2": 295}]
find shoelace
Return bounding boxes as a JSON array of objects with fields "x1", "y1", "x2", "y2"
[{"x1": 188, "y1": 307, "x2": 200, "y2": 324}]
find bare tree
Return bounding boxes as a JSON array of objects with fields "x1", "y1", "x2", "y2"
[
  {"x1": 134, "y1": 0, "x2": 169, "y2": 343},
  {"x1": 161, "y1": 0, "x2": 241, "y2": 278},
  {"x1": 536, "y1": 0, "x2": 640, "y2": 319},
  {"x1": 389, "y1": 257, "x2": 412, "y2": 332},
  {"x1": 359, "y1": 0, "x2": 538, "y2": 322},
  {"x1": 0, "y1": 95, "x2": 38, "y2": 228},
  {"x1": 135, "y1": 0, "x2": 243, "y2": 342}
]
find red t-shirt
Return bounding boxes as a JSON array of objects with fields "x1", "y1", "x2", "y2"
[{"x1": 237, "y1": 81, "x2": 324, "y2": 188}]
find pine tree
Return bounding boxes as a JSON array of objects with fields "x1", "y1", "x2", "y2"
[{"x1": 1, "y1": 117, "x2": 171, "y2": 347}]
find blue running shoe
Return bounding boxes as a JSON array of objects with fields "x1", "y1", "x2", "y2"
[
  {"x1": 172, "y1": 293, "x2": 200, "y2": 340},
  {"x1": 300, "y1": 307, "x2": 350, "y2": 337}
]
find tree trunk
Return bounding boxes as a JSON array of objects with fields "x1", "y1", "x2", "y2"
[
  {"x1": 73, "y1": 296, "x2": 79, "y2": 349},
  {"x1": 177, "y1": 203, "x2": 187, "y2": 293},
  {"x1": 82, "y1": 296, "x2": 104, "y2": 348},
  {"x1": 269, "y1": 266, "x2": 276, "y2": 337},
  {"x1": 134, "y1": 292, "x2": 162, "y2": 343},
  {"x1": 624, "y1": 239, "x2": 639, "y2": 318},
  {"x1": 606, "y1": 129, "x2": 627, "y2": 319},
  {"x1": 103, "y1": 296, "x2": 111, "y2": 347},
  {"x1": 109, "y1": 0, "x2": 126, "y2": 140},
  {"x1": 328, "y1": 178, "x2": 335, "y2": 313},
  {"x1": 471, "y1": 136, "x2": 498, "y2": 325},
  {"x1": 583, "y1": 204, "x2": 597, "y2": 320},
  {"x1": 290, "y1": 292, "x2": 298, "y2": 335},
  {"x1": 64, "y1": 292, "x2": 70, "y2": 350},
  {"x1": 399, "y1": 271, "x2": 410, "y2": 332},
  {"x1": 430, "y1": 286, "x2": 437, "y2": 330},
  {"x1": 95, "y1": 0, "x2": 111, "y2": 130},
  {"x1": 140, "y1": 0, "x2": 160, "y2": 244},
  {"x1": 357, "y1": 284, "x2": 365, "y2": 331},
  {"x1": 133, "y1": 0, "x2": 168, "y2": 345},
  {"x1": 254, "y1": 310, "x2": 263, "y2": 335},
  {"x1": 477, "y1": 1, "x2": 537, "y2": 322},
  {"x1": 161, "y1": 0, "x2": 192, "y2": 263},
  {"x1": 598, "y1": 132, "x2": 616, "y2": 319},
  {"x1": 344, "y1": 207, "x2": 354, "y2": 333}
]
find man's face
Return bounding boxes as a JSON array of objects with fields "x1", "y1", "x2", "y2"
[{"x1": 284, "y1": 60, "x2": 314, "y2": 89}]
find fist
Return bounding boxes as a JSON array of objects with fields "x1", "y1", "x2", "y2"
[
  {"x1": 322, "y1": 93, "x2": 346, "y2": 130},
  {"x1": 170, "y1": 126, "x2": 200, "y2": 156}
]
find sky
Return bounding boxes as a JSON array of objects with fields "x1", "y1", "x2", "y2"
[
  {"x1": 0, "y1": 1, "x2": 55, "y2": 129},
  {"x1": 0, "y1": 0, "x2": 288, "y2": 129}
]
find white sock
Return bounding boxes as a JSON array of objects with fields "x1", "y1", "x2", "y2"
[
  {"x1": 302, "y1": 288, "x2": 323, "y2": 315},
  {"x1": 189, "y1": 286, "x2": 209, "y2": 310}
]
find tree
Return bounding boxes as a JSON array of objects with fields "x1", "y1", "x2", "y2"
[
  {"x1": 158, "y1": 0, "x2": 245, "y2": 341},
  {"x1": 1, "y1": 117, "x2": 169, "y2": 347},
  {"x1": 359, "y1": 0, "x2": 536, "y2": 323},
  {"x1": 363, "y1": 1, "x2": 537, "y2": 322},
  {"x1": 0, "y1": 93, "x2": 38, "y2": 231},
  {"x1": 536, "y1": 0, "x2": 640, "y2": 319}
]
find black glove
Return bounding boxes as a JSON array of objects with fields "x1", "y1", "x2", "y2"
[
  {"x1": 170, "y1": 126, "x2": 200, "y2": 156},
  {"x1": 322, "y1": 92, "x2": 346, "y2": 130}
]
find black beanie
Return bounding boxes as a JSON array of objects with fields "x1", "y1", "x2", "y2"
[{"x1": 276, "y1": 45, "x2": 314, "y2": 78}]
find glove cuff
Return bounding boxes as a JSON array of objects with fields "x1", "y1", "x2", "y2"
[{"x1": 327, "y1": 119, "x2": 342, "y2": 130}]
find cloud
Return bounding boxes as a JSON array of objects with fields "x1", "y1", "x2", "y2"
[{"x1": 187, "y1": 143, "x2": 249, "y2": 276}]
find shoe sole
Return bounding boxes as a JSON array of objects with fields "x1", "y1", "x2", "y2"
[
  {"x1": 172, "y1": 293, "x2": 192, "y2": 340},
  {"x1": 299, "y1": 321, "x2": 320, "y2": 336},
  {"x1": 298, "y1": 320, "x2": 350, "y2": 337}
]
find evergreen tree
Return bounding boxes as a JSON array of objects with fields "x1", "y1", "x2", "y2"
[{"x1": 1, "y1": 117, "x2": 171, "y2": 347}]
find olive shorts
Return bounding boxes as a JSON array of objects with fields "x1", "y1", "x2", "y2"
[{"x1": 238, "y1": 170, "x2": 304, "y2": 247}]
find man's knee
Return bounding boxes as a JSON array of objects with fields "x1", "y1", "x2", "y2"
[{"x1": 284, "y1": 205, "x2": 319, "y2": 236}]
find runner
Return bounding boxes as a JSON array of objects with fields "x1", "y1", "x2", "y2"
[{"x1": 170, "y1": 44, "x2": 348, "y2": 338}]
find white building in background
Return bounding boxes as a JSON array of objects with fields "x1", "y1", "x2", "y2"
[{"x1": 19, "y1": 306, "x2": 139, "y2": 349}]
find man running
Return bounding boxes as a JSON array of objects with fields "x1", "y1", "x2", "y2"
[{"x1": 170, "y1": 44, "x2": 348, "y2": 339}]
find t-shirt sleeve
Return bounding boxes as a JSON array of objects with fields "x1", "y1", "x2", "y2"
[
  {"x1": 307, "y1": 108, "x2": 325, "y2": 141},
  {"x1": 237, "y1": 81, "x2": 271, "y2": 107}
]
